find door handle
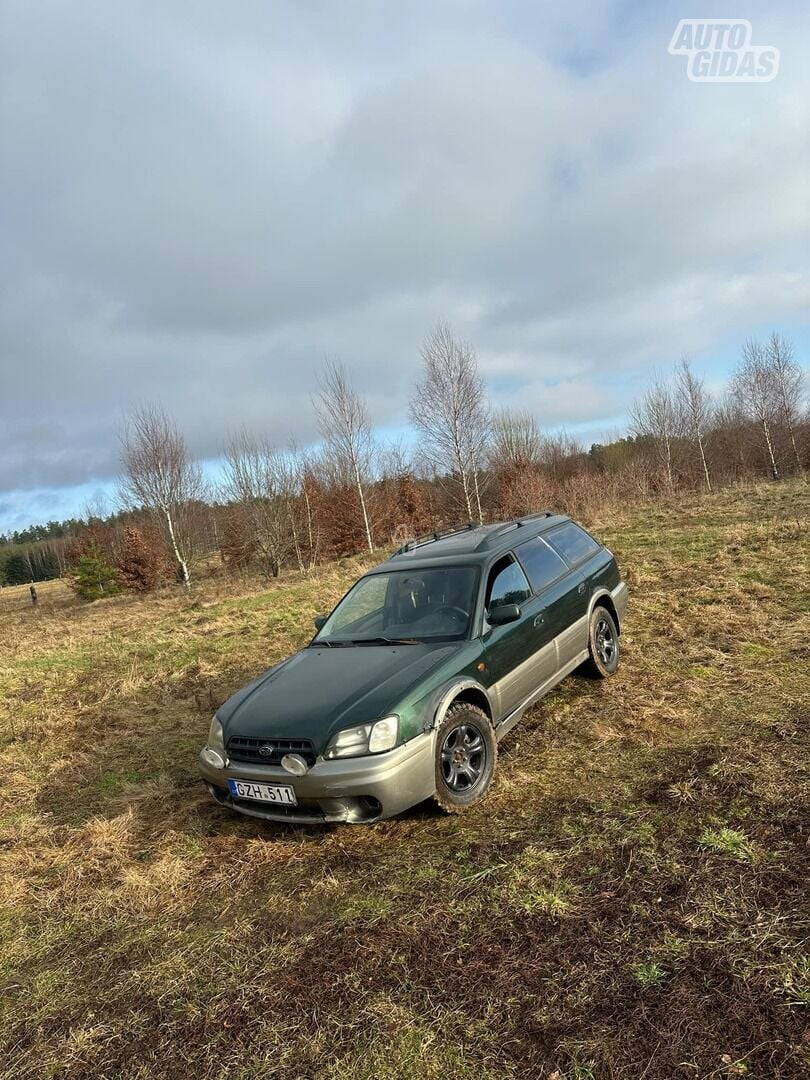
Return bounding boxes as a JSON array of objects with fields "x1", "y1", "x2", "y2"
[
  {"x1": 577, "y1": 582, "x2": 587, "y2": 595},
  {"x1": 533, "y1": 612, "x2": 545, "y2": 627}
]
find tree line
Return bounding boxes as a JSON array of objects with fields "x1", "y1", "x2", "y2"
[{"x1": 2, "y1": 326, "x2": 806, "y2": 596}]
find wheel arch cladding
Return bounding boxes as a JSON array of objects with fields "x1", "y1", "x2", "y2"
[
  {"x1": 445, "y1": 685, "x2": 493, "y2": 723},
  {"x1": 590, "y1": 591, "x2": 621, "y2": 633}
]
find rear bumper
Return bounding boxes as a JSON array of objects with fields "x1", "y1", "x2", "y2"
[
  {"x1": 199, "y1": 730, "x2": 437, "y2": 824},
  {"x1": 612, "y1": 580, "x2": 629, "y2": 627}
]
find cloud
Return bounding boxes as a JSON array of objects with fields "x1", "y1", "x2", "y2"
[{"x1": 1, "y1": 1, "x2": 808, "y2": 530}]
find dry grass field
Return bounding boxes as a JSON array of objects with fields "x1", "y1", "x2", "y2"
[{"x1": 1, "y1": 482, "x2": 808, "y2": 1079}]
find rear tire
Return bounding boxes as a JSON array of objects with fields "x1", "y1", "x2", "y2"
[
  {"x1": 584, "y1": 605, "x2": 620, "y2": 678},
  {"x1": 432, "y1": 702, "x2": 497, "y2": 814}
]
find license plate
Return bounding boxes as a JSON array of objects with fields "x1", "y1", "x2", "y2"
[{"x1": 228, "y1": 779, "x2": 297, "y2": 806}]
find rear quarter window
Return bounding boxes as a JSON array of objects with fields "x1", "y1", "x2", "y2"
[
  {"x1": 515, "y1": 537, "x2": 569, "y2": 593},
  {"x1": 547, "y1": 522, "x2": 601, "y2": 566}
]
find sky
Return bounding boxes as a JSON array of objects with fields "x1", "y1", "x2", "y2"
[{"x1": 1, "y1": 0, "x2": 808, "y2": 533}]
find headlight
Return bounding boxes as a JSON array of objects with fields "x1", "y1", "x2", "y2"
[
  {"x1": 368, "y1": 716, "x2": 398, "y2": 753},
  {"x1": 325, "y1": 716, "x2": 399, "y2": 759},
  {"x1": 202, "y1": 715, "x2": 227, "y2": 769},
  {"x1": 208, "y1": 715, "x2": 225, "y2": 753}
]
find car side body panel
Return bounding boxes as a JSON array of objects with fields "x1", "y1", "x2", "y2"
[
  {"x1": 540, "y1": 568, "x2": 590, "y2": 667},
  {"x1": 483, "y1": 597, "x2": 548, "y2": 717}
]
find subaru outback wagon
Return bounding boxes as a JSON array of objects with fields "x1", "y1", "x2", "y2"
[{"x1": 200, "y1": 512, "x2": 628, "y2": 824}]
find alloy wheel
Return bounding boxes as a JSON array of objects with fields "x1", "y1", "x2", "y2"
[
  {"x1": 440, "y1": 722, "x2": 487, "y2": 791},
  {"x1": 595, "y1": 617, "x2": 616, "y2": 666}
]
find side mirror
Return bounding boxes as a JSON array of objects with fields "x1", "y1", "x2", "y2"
[
  {"x1": 313, "y1": 614, "x2": 327, "y2": 631},
  {"x1": 488, "y1": 603, "x2": 521, "y2": 626}
]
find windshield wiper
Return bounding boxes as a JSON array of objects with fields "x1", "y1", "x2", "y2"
[
  {"x1": 309, "y1": 639, "x2": 353, "y2": 648},
  {"x1": 349, "y1": 636, "x2": 421, "y2": 646}
]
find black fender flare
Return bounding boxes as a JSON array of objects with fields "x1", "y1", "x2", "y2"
[{"x1": 424, "y1": 678, "x2": 495, "y2": 733}]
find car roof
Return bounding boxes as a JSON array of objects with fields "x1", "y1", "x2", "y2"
[{"x1": 370, "y1": 512, "x2": 575, "y2": 574}]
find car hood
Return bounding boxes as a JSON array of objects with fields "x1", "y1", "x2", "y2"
[{"x1": 218, "y1": 642, "x2": 459, "y2": 752}]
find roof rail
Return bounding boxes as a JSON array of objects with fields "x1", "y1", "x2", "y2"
[
  {"x1": 394, "y1": 520, "x2": 481, "y2": 556},
  {"x1": 474, "y1": 511, "x2": 554, "y2": 551}
]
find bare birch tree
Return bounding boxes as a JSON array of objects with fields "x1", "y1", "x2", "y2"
[
  {"x1": 409, "y1": 323, "x2": 489, "y2": 521},
  {"x1": 490, "y1": 407, "x2": 543, "y2": 469},
  {"x1": 766, "y1": 332, "x2": 804, "y2": 474},
  {"x1": 675, "y1": 358, "x2": 712, "y2": 491},
  {"x1": 220, "y1": 431, "x2": 291, "y2": 578},
  {"x1": 731, "y1": 339, "x2": 780, "y2": 479},
  {"x1": 629, "y1": 374, "x2": 681, "y2": 489},
  {"x1": 314, "y1": 360, "x2": 375, "y2": 553},
  {"x1": 120, "y1": 405, "x2": 205, "y2": 587},
  {"x1": 296, "y1": 446, "x2": 320, "y2": 569}
]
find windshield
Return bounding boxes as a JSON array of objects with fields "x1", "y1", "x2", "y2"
[{"x1": 314, "y1": 566, "x2": 478, "y2": 644}]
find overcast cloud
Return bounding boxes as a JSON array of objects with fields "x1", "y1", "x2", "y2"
[{"x1": 1, "y1": 0, "x2": 809, "y2": 531}]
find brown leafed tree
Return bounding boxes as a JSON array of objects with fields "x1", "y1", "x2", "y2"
[
  {"x1": 540, "y1": 430, "x2": 586, "y2": 482},
  {"x1": 116, "y1": 525, "x2": 166, "y2": 593},
  {"x1": 120, "y1": 405, "x2": 205, "y2": 587},
  {"x1": 409, "y1": 324, "x2": 489, "y2": 522},
  {"x1": 495, "y1": 462, "x2": 554, "y2": 519},
  {"x1": 490, "y1": 407, "x2": 550, "y2": 518},
  {"x1": 396, "y1": 472, "x2": 431, "y2": 533},
  {"x1": 219, "y1": 503, "x2": 257, "y2": 576}
]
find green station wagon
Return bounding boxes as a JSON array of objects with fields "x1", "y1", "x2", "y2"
[{"x1": 200, "y1": 513, "x2": 628, "y2": 824}]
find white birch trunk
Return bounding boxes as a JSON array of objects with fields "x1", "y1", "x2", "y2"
[
  {"x1": 164, "y1": 507, "x2": 190, "y2": 587},
  {"x1": 698, "y1": 434, "x2": 712, "y2": 492},
  {"x1": 762, "y1": 419, "x2": 779, "y2": 479},
  {"x1": 354, "y1": 461, "x2": 374, "y2": 553}
]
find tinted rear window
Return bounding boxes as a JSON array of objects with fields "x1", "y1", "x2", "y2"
[
  {"x1": 547, "y1": 522, "x2": 601, "y2": 565},
  {"x1": 515, "y1": 537, "x2": 569, "y2": 593}
]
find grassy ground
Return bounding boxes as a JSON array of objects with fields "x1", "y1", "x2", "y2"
[{"x1": 1, "y1": 482, "x2": 808, "y2": 1079}]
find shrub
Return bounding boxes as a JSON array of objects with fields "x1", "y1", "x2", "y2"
[
  {"x1": 116, "y1": 526, "x2": 165, "y2": 593},
  {"x1": 69, "y1": 542, "x2": 120, "y2": 602}
]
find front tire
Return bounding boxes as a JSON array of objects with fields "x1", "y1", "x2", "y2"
[
  {"x1": 432, "y1": 702, "x2": 497, "y2": 813},
  {"x1": 584, "y1": 605, "x2": 620, "y2": 678}
]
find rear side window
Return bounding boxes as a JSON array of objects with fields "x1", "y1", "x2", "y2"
[
  {"x1": 547, "y1": 522, "x2": 601, "y2": 566},
  {"x1": 515, "y1": 537, "x2": 569, "y2": 593},
  {"x1": 486, "y1": 557, "x2": 531, "y2": 612}
]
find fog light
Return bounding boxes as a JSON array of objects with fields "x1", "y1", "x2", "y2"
[
  {"x1": 201, "y1": 747, "x2": 226, "y2": 770},
  {"x1": 281, "y1": 753, "x2": 309, "y2": 776}
]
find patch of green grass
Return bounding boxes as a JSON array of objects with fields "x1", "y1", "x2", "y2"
[
  {"x1": 778, "y1": 955, "x2": 810, "y2": 1006},
  {"x1": 323, "y1": 1018, "x2": 516, "y2": 1080},
  {"x1": 632, "y1": 960, "x2": 669, "y2": 988},
  {"x1": 95, "y1": 769, "x2": 165, "y2": 794},
  {"x1": 519, "y1": 881, "x2": 576, "y2": 916},
  {"x1": 739, "y1": 641, "x2": 773, "y2": 658},
  {"x1": 698, "y1": 826, "x2": 757, "y2": 862},
  {"x1": 689, "y1": 664, "x2": 719, "y2": 679}
]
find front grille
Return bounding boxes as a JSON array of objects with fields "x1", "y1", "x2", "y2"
[{"x1": 227, "y1": 736, "x2": 317, "y2": 767}]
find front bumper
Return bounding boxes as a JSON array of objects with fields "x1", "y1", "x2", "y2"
[{"x1": 199, "y1": 731, "x2": 437, "y2": 824}]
